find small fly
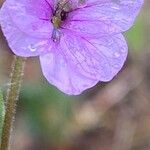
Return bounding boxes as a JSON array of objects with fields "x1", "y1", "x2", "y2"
[{"x1": 51, "y1": 0, "x2": 71, "y2": 42}]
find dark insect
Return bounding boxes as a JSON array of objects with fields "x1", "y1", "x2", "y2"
[
  {"x1": 51, "y1": 0, "x2": 71, "y2": 42},
  {"x1": 60, "y1": 10, "x2": 68, "y2": 21}
]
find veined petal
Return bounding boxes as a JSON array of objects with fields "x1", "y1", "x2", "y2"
[
  {"x1": 60, "y1": 32, "x2": 128, "y2": 81},
  {"x1": 64, "y1": 0, "x2": 143, "y2": 37},
  {"x1": 40, "y1": 51, "x2": 98, "y2": 95},
  {"x1": 40, "y1": 32, "x2": 128, "y2": 95},
  {"x1": 0, "y1": 3, "x2": 52, "y2": 57},
  {"x1": 4, "y1": 0, "x2": 53, "y2": 38}
]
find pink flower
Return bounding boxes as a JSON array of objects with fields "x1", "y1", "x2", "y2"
[{"x1": 0, "y1": 0, "x2": 143, "y2": 95}]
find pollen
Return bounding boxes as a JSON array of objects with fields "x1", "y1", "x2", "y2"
[{"x1": 51, "y1": 16, "x2": 61, "y2": 28}]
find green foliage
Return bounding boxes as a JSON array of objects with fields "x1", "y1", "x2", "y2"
[
  {"x1": 19, "y1": 82, "x2": 78, "y2": 141},
  {"x1": 0, "y1": 89, "x2": 5, "y2": 137},
  {"x1": 126, "y1": 16, "x2": 144, "y2": 52}
]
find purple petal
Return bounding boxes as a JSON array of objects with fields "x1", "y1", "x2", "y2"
[
  {"x1": 4, "y1": 0, "x2": 53, "y2": 38},
  {"x1": 40, "y1": 32, "x2": 128, "y2": 95},
  {"x1": 0, "y1": 2, "x2": 53, "y2": 57},
  {"x1": 64, "y1": 0, "x2": 143, "y2": 37},
  {"x1": 40, "y1": 51, "x2": 98, "y2": 95}
]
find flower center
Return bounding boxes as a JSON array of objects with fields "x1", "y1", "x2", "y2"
[
  {"x1": 51, "y1": 11, "x2": 68, "y2": 28},
  {"x1": 51, "y1": 0, "x2": 71, "y2": 42}
]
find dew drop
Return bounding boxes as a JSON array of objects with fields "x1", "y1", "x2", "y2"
[
  {"x1": 114, "y1": 52, "x2": 120, "y2": 58},
  {"x1": 111, "y1": 5, "x2": 120, "y2": 10},
  {"x1": 52, "y1": 28, "x2": 61, "y2": 43},
  {"x1": 121, "y1": 48, "x2": 126, "y2": 53},
  {"x1": 28, "y1": 44, "x2": 36, "y2": 52},
  {"x1": 114, "y1": 64, "x2": 120, "y2": 68}
]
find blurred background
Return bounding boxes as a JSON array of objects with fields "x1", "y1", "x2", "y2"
[{"x1": 0, "y1": 0, "x2": 150, "y2": 150}]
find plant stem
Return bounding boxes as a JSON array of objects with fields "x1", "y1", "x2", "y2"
[{"x1": 0, "y1": 56, "x2": 26, "y2": 150}]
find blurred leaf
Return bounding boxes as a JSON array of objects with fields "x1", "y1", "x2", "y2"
[
  {"x1": 126, "y1": 16, "x2": 144, "y2": 52},
  {"x1": 19, "y1": 82, "x2": 78, "y2": 141},
  {"x1": 0, "y1": 88, "x2": 5, "y2": 136}
]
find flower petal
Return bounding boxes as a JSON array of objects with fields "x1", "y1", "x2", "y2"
[
  {"x1": 0, "y1": 3, "x2": 52, "y2": 57},
  {"x1": 40, "y1": 51, "x2": 98, "y2": 95},
  {"x1": 40, "y1": 32, "x2": 128, "y2": 95},
  {"x1": 60, "y1": 32, "x2": 128, "y2": 81},
  {"x1": 5, "y1": 0, "x2": 53, "y2": 38},
  {"x1": 64, "y1": 0, "x2": 143, "y2": 37}
]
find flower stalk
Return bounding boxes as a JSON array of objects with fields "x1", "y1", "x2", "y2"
[{"x1": 0, "y1": 56, "x2": 26, "y2": 150}]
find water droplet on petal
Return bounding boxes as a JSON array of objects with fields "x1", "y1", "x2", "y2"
[
  {"x1": 114, "y1": 52, "x2": 120, "y2": 58},
  {"x1": 28, "y1": 44, "x2": 36, "y2": 52},
  {"x1": 111, "y1": 4, "x2": 120, "y2": 10},
  {"x1": 52, "y1": 28, "x2": 61, "y2": 43},
  {"x1": 114, "y1": 64, "x2": 120, "y2": 68},
  {"x1": 121, "y1": 48, "x2": 126, "y2": 53}
]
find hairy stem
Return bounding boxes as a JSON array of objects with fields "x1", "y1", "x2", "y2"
[{"x1": 0, "y1": 56, "x2": 26, "y2": 150}]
